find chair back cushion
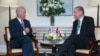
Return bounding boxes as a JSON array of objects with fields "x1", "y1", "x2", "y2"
[
  {"x1": 5, "y1": 27, "x2": 11, "y2": 41},
  {"x1": 95, "y1": 28, "x2": 100, "y2": 40}
]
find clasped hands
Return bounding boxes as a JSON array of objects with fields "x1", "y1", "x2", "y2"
[
  {"x1": 24, "y1": 27, "x2": 30, "y2": 33},
  {"x1": 24, "y1": 27, "x2": 36, "y2": 34}
]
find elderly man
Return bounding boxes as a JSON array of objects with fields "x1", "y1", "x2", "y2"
[
  {"x1": 9, "y1": 6, "x2": 34, "y2": 56},
  {"x1": 56, "y1": 6, "x2": 96, "y2": 56}
]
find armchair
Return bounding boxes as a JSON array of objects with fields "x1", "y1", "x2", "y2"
[
  {"x1": 75, "y1": 40, "x2": 99, "y2": 56},
  {"x1": 75, "y1": 27, "x2": 100, "y2": 56},
  {"x1": 4, "y1": 27, "x2": 39, "y2": 56}
]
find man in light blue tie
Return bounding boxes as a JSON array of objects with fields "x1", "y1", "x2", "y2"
[
  {"x1": 9, "y1": 6, "x2": 35, "y2": 56},
  {"x1": 56, "y1": 6, "x2": 96, "y2": 56}
]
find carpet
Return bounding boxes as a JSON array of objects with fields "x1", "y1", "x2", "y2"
[{"x1": 0, "y1": 53, "x2": 52, "y2": 56}]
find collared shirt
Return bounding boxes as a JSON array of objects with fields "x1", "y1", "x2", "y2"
[
  {"x1": 17, "y1": 17, "x2": 23, "y2": 25},
  {"x1": 77, "y1": 16, "x2": 84, "y2": 34},
  {"x1": 17, "y1": 17, "x2": 26, "y2": 35}
]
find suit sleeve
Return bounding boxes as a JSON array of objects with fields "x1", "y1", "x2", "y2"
[
  {"x1": 70, "y1": 20, "x2": 77, "y2": 36},
  {"x1": 71, "y1": 21, "x2": 76, "y2": 34},
  {"x1": 26, "y1": 21, "x2": 35, "y2": 38},
  {"x1": 9, "y1": 20, "x2": 24, "y2": 39},
  {"x1": 86, "y1": 17, "x2": 95, "y2": 37},
  {"x1": 81, "y1": 17, "x2": 95, "y2": 38}
]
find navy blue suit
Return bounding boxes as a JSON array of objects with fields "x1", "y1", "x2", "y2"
[
  {"x1": 9, "y1": 18, "x2": 34, "y2": 56},
  {"x1": 56, "y1": 16, "x2": 96, "y2": 56}
]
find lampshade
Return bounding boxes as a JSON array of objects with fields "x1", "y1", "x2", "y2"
[
  {"x1": 88, "y1": 0, "x2": 100, "y2": 6},
  {"x1": 0, "y1": 0, "x2": 19, "y2": 7}
]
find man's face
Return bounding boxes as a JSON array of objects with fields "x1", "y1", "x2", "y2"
[
  {"x1": 19, "y1": 9, "x2": 26, "y2": 19},
  {"x1": 74, "y1": 8, "x2": 83, "y2": 20},
  {"x1": 17, "y1": 8, "x2": 26, "y2": 19}
]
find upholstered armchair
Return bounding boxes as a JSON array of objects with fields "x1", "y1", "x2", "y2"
[
  {"x1": 4, "y1": 27, "x2": 39, "y2": 56},
  {"x1": 75, "y1": 27, "x2": 100, "y2": 56},
  {"x1": 75, "y1": 40, "x2": 99, "y2": 56}
]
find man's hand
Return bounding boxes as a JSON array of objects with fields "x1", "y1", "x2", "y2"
[
  {"x1": 24, "y1": 27, "x2": 30, "y2": 33},
  {"x1": 32, "y1": 28, "x2": 37, "y2": 33}
]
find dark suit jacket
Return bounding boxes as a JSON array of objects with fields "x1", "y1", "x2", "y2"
[
  {"x1": 9, "y1": 18, "x2": 34, "y2": 41},
  {"x1": 71, "y1": 16, "x2": 96, "y2": 49}
]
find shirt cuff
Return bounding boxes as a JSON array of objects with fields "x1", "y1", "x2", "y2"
[{"x1": 23, "y1": 31, "x2": 26, "y2": 35}]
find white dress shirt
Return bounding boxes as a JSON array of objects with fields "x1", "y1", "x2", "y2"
[
  {"x1": 17, "y1": 17, "x2": 26, "y2": 35},
  {"x1": 77, "y1": 16, "x2": 84, "y2": 35}
]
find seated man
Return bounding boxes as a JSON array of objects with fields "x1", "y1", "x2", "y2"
[
  {"x1": 56, "y1": 6, "x2": 96, "y2": 56},
  {"x1": 9, "y1": 6, "x2": 34, "y2": 56}
]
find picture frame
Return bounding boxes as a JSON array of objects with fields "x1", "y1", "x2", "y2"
[{"x1": 37, "y1": 0, "x2": 73, "y2": 16}]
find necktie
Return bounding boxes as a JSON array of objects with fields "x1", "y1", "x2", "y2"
[
  {"x1": 21, "y1": 20, "x2": 25, "y2": 29},
  {"x1": 77, "y1": 20, "x2": 80, "y2": 35}
]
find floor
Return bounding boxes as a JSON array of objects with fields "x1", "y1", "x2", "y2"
[{"x1": 0, "y1": 53, "x2": 52, "y2": 56}]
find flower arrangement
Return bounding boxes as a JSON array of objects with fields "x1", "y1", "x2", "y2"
[
  {"x1": 39, "y1": 0, "x2": 65, "y2": 16},
  {"x1": 47, "y1": 32, "x2": 60, "y2": 41},
  {"x1": 39, "y1": 0, "x2": 65, "y2": 25},
  {"x1": 47, "y1": 27, "x2": 62, "y2": 42}
]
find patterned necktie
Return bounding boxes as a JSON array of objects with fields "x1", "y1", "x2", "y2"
[
  {"x1": 77, "y1": 20, "x2": 80, "y2": 35},
  {"x1": 21, "y1": 20, "x2": 25, "y2": 29}
]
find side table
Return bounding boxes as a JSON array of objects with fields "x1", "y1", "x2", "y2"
[{"x1": 40, "y1": 39, "x2": 64, "y2": 56}]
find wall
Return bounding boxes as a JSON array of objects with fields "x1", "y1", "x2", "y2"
[{"x1": 0, "y1": 0, "x2": 99, "y2": 45}]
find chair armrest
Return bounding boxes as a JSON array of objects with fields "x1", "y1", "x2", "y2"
[
  {"x1": 4, "y1": 34, "x2": 12, "y2": 53},
  {"x1": 90, "y1": 40, "x2": 100, "y2": 44},
  {"x1": 89, "y1": 40, "x2": 100, "y2": 53},
  {"x1": 90, "y1": 40, "x2": 100, "y2": 46},
  {"x1": 94, "y1": 40, "x2": 100, "y2": 44},
  {"x1": 31, "y1": 38, "x2": 39, "y2": 50},
  {"x1": 31, "y1": 38, "x2": 38, "y2": 43}
]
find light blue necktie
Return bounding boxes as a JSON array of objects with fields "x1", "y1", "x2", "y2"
[
  {"x1": 21, "y1": 20, "x2": 25, "y2": 29},
  {"x1": 77, "y1": 20, "x2": 80, "y2": 35}
]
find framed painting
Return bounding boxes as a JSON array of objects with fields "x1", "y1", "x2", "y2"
[{"x1": 37, "y1": 0, "x2": 73, "y2": 16}]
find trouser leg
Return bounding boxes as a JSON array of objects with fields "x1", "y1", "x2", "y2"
[
  {"x1": 22, "y1": 36, "x2": 34, "y2": 56},
  {"x1": 67, "y1": 45, "x2": 75, "y2": 56},
  {"x1": 55, "y1": 37, "x2": 74, "y2": 56}
]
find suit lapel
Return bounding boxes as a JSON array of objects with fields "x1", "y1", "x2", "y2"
[
  {"x1": 80, "y1": 16, "x2": 86, "y2": 34},
  {"x1": 73, "y1": 20, "x2": 78, "y2": 34},
  {"x1": 23, "y1": 20, "x2": 26, "y2": 28},
  {"x1": 15, "y1": 18, "x2": 24, "y2": 30}
]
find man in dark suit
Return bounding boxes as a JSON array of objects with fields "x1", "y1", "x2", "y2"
[
  {"x1": 56, "y1": 6, "x2": 96, "y2": 56},
  {"x1": 9, "y1": 6, "x2": 34, "y2": 56}
]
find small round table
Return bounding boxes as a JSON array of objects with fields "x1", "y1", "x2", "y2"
[{"x1": 40, "y1": 39, "x2": 64, "y2": 56}]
